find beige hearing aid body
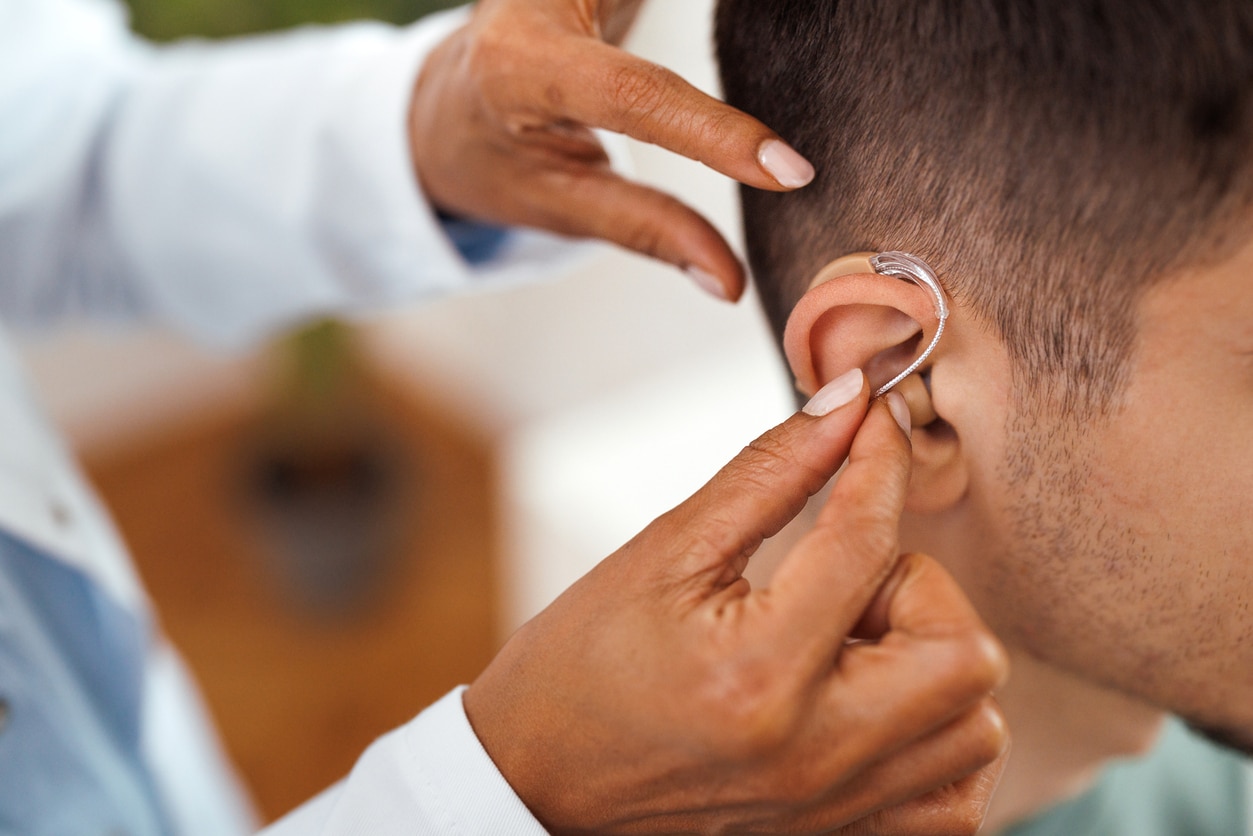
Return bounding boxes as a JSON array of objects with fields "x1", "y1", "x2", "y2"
[{"x1": 784, "y1": 250, "x2": 948, "y2": 426}]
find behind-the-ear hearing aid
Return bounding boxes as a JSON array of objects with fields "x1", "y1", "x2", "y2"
[{"x1": 784, "y1": 250, "x2": 949, "y2": 421}]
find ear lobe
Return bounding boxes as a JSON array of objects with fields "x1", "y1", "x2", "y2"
[{"x1": 783, "y1": 258, "x2": 945, "y2": 397}]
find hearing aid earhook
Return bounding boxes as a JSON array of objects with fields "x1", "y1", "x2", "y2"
[{"x1": 867, "y1": 251, "x2": 949, "y2": 398}]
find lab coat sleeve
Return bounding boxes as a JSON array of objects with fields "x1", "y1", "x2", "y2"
[
  {"x1": 0, "y1": 0, "x2": 591, "y2": 345},
  {"x1": 262, "y1": 687, "x2": 549, "y2": 835}
]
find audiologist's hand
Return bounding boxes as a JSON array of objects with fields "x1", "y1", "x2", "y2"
[
  {"x1": 465, "y1": 377, "x2": 1010, "y2": 835},
  {"x1": 409, "y1": 0, "x2": 815, "y2": 302}
]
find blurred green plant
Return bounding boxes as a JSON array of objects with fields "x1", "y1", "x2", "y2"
[{"x1": 121, "y1": 0, "x2": 466, "y2": 41}]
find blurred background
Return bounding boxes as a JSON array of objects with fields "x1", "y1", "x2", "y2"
[{"x1": 18, "y1": 0, "x2": 794, "y2": 823}]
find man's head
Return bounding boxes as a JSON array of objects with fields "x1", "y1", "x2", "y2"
[{"x1": 716, "y1": 1, "x2": 1253, "y2": 750}]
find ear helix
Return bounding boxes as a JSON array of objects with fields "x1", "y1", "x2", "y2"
[{"x1": 784, "y1": 250, "x2": 949, "y2": 424}]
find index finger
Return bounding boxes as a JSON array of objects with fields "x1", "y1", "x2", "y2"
[
  {"x1": 767, "y1": 398, "x2": 914, "y2": 656},
  {"x1": 552, "y1": 39, "x2": 815, "y2": 192},
  {"x1": 642, "y1": 371, "x2": 870, "y2": 581}
]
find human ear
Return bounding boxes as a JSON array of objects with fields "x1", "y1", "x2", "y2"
[
  {"x1": 784, "y1": 252, "x2": 946, "y2": 397},
  {"x1": 783, "y1": 252, "x2": 967, "y2": 511}
]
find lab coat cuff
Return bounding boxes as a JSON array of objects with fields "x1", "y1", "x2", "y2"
[
  {"x1": 398, "y1": 685, "x2": 549, "y2": 834},
  {"x1": 318, "y1": 7, "x2": 474, "y2": 299},
  {"x1": 268, "y1": 686, "x2": 548, "y2": 834}
]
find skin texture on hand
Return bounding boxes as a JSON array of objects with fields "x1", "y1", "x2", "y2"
[
  {"x1": 464, "y1": 379, "x2": 1011, "y2": 835},
  {"x1": 408, "y1": 0, "x2": 816, "y2": 301}
]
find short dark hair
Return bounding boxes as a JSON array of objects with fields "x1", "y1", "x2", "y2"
[{"x1": 716, "y1": 0, "x2": 1253, "y2": 412}]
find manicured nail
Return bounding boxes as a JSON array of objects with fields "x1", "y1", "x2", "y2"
[
  {"x1": 685, "y1": 266, "x2": 729, "y2": 301},
  {"x1": 803, "y1": 369, "x2": 864, "y2": 417},
  {"x1": 886, "y1": 391, "x2": 912, "y2": 438},
  {"x1": 758, "y1": 139, "x2": 815, "y2": 189}
]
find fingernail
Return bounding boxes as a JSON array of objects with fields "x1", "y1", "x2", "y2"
[
  {"x1": 803, "y1": 368, "x2": 864, "y2": 417},
  {"x1": 758, "y1": 139, "x2": 815, "y2": 189},
  {"x1": 685, "y1": 266, "x2": 729, "y2": 301},
  {"x1": 886, "y1": 391, "x2": 912, "y2": 438}
]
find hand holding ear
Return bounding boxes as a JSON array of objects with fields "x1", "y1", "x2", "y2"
[
  {"x1": 409, "y1": 0, "x2": 814, "y2": 301},
  {"x1": 464, "y1": 377, "x2": 1010, "y2": 835}
]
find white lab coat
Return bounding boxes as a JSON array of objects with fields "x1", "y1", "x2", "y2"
[{"x1": 0, "y1": 0, "x2": 573, "y2": 831}]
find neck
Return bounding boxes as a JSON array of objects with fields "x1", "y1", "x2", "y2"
[
  {"x1": 897, "y1": 506, "x2": 1168, "y2": 833},
  {"x1": 982, "y1": 650, "x2": 1165, "y2": 834}
]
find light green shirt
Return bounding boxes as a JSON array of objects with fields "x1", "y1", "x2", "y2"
[{"x1": 1005, "y1": 718, "x2": 1250, "y2": 836}]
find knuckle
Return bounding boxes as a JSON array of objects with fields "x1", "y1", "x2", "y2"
[
  {"x1": 608, "y1": 62, "x2": 673, "y2": 128},
  {"x1": 967, "y1": 700, "x2": 1010, "y2": 763},
  {"x1": 742, "y1": 427, "x2": 819, "y2": 487},
  {"x1": 951, "y1": 630, "x2": 1010, "y2": 691},
  {"x1": 848, "y1": 512, "x2": 901, "y2": 558},
  {"x1": 465, "y1": 20, "x2": 510, "y2": 77},
  {"x1": 694, "y1": 107, "x2": 741, "y2": 149},
  {"x1": 688, "y1": 514, "x2": 747, "y2": 561},
  {"x1": 933, "y1": 811, "x2": 986, "y2": 836},
  {"x1": 870, "y1": 783, "x2": 991, "y2": 836},
  {"x1": 756, "y1": 417, "x2": 841, "y2": 487},
  {"x1": 725, "y1": 457, "x2": 785, "y2": 505},
  {"x1": 820, "y1": 500, "x2": 900, "y2": 559},
  {"x1": 621, "y1": 209, "x2": 672, "y2": 260},
  {"x1": 463, "y1": 20, "x2": 533, "y2": 113},
  {"x1": 939, "y1": 791, "x2": 994, "y2": 836},
  {"x1": 773, "y1": 769, "x2": 832, "y2": 809},
  {"x1": 893, "y1": 800, "x2": 984, "y2": 836},
  {"x1": 830, "y1": 484, "x2": 907, "y2": 549},
  {"x1": 667, "y1": 491, "x2": 746, "y2": 561},
  {"x1": 744, "y1": 432, "x2": 794, "y2": 470}
]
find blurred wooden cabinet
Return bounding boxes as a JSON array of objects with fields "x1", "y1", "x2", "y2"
[{"x1": 82, "y1": 365, "x2": 500, "y2": 823}]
